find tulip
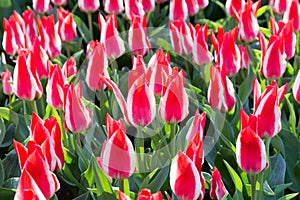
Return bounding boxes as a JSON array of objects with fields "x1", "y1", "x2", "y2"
[
  {"x1": 128, "y1": 14, "x2": 151, "y2": 55},
  {"x1": 226, "y1": 0, "x2": 244, "y2": 16},
  {"x1": 193, "y1": 24, "x2": 213, "y2": 65},
  {"x1": 8, "y1": 15, "x2": 25, "y2": 49},
  {"x1": 98, "y1": 116, "x2": 135, "y2": 179},
  {"x1": 283, "y1": 0, "x2": 300, "y2": 31},
  {"x1": 207, "y1": 65, "x2": 236, "y2": 112},
  {"x1": 57, "y1": 7, "x2": 77, "y2": 42},
  {"x1": 51, "y1": 0, "x2": 67, "y2": 6},
  {"x1": 259, "y1": 33, "x2": 286, "y2": 79},
  {"x1": 14, "y1": 141, "x2": 60, "y2": 199},
  {"x1": 124, "y1": 0, "x2": 145, "y2": 20},
  {"x1": 86, "y1": 40, "x2": 100, "y2": 59},
  {"x1": 186, "y1": 110, "x2": 206, "y2": 145},
  {"x1": 169, "y1": 19, "x2": 193, "y2": 55},
  {"x1": 170, "y1": 151, "x2": 201, "y2": 200},
  {"x1": 62, "y1": 57, "x2": 77, "y2": 78},
  {"x1": 236, "y1": 126, "x2": 267, "y2": 174},
  {"x1": 78, "y1": 0, "x2": 100, "y2": 13},
  {"x1": 252, "y1": 78, "x2": 287, "y2": 138},
  {"x1": 210, "y1": 168, "x2": 228, "y2": 199},
  {"x1": 98, "y1": 13, "x2": 125, "y2": 58},
  {"x1": 22, "y1": 9, "x2": 36, "y2": 41},
  {"x1": 13, "y1": 49, "x2": 43, "y2": 101},
  {"x1": 2, "y1": 18, "x2": 18, "y2": 55},
  {"x1": 143, "y1": 0, "x2": 155, "y2": 12},
  {"x1": 32, "y1": 0, "x2": 51, "y2": 13},
  {"x1": 269, "y1": 0, "x2": 290, "y2": 14},
  {"x1": 233, "y1": 0, "x2": 260, "y2": 42},
  {"x1": 46, "y1": 63, "x2": 66, "y2": 109},
  {"x1": 169, "y1": 0, "x2": 188, "y2": 21},
  {"x1": 37, "y1": 15, "x2": 62, "y2": 58},
  {"x1": 137, "y1": 189, "x2": 163, "y2": 200},
  {"x1": 211, "y1": 27, "x2": 241, "y2": 76},
  {"x1": 159, "y1": 68, "x2": 189, "y2": 123},
  {"x1": 1, "y1": 69, "x2": 13, "y2": 95},
  {"x1": 30, "y1": 113, "x2": 64, "y2": 171},
  {"x1": 104, "y1": 0, "x2": 124, "y2": 14},
  {"x1": 86, "y1": 43, "x2": 109, "y2": 91},
  {"x1": 147, "y1": 48, "x2": 171, "y2": 95},
  {"x1": 31, "y1": 36, "x2": 49, "y2": 79},
  {"x1": 293, "y1": 70, "x2": 300, "y2": 103},
  {"x1": 239, "y1": 45, "x2": 251, "y2": 69},
  {"x1": 63, "y1": 82, "x2": 93, "y2": 133},
  {"x1": 270, "y1": 18, "x2": 296, "y2": 60},
  {"x1": 128, "y1": 55, "x2": 147, "y2": 90},
  {"x1": 197, "y1": 0, "x2": 209, "y2": 8},
  {"x1": 105, "y1": 114, "x2": 126, "y2": 138},
  {"x1": 186, "y1": 0, "x2": 199, "y2": 16}
]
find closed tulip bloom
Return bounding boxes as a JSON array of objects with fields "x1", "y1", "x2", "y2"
[
  {"x1": 86, "y1": 43, "x2": 109, "y2": 91},
  {"x1": 211, "y1": 27, "x2": 241, "y2": 76},
  {"x1": 46, "y1": 63, "x2": 66, "y2": 109},
  {"x1": 128, "y1": 14, "x2": 151, "y2": 55},
  {"x1": 14, "y1": 50, "x2": 43, "y2": 101},
  {"x1": 78, "y1": 0, "x2": 100, "y2": 13},
  {"x1": 86, "y1": 40, "x2": 100, "y2": 58},
  {"x1": 239, "y1": 45, "x2": 251, "y2": 69},
  {"x1": 193, "y1": 24, "x2": 213, "y2": 65},
  {"x1": 62, "y1": 57, "x2": 77, "y2": 78},
  {"x1": 293, "y1": 70, "x2": 300, "y2": 103},
  {"x1": 14, "y1": 141, "x2": 60, "y2": 199},
  {"x1": 57, "y1": 7, "x2": 77, "y2": 42},
  {"x1": 159, "y1": 68, "x2": 189, "y2": 123},
  {"x1": 37, "y1": 15, "x2": 62, "y2": 58},
  {"x1": 270, "y1": 0, "x2": 290, "y2": 14},
  {"x1": 124, "y1": 0, "x2": 144, "y2": 20},
  {"x1": 170, "y1": 151, "x2": 201, "y2": 200},
  {"x1": 208, "y1": 65, "x2": 236, "y2": 112},
  {"x1": 259, "y1": 33, "x2": 286, "y2": 79},
  {"x1": 63, "y1": 83, "x2": 93, "y2": 133},
  {"x1": 30, "y1": 113, "x2": 64, "y2": 171},
  {"x1": 186, "y1": 0, "x2": 199, "y2": 16},
  {"x1": 236, "y1": 126, "x2": 266, "y2": 174},
  {"x1": 8, "y1": 15, "x2": 25, "y2": 49},
  {"x1": 22, "y1": 9, "x2": 36, "y2": 41},
  {"x1": 51, "y1": 0, "x2": 67, "y2": 6},
  {"x1": 1, "y1": 69, "x2": 13, "y2": 95},
  {"x1": 2, "y1": 18, "x2": 18, "y2": 55},
  {"x1": 169, "y1": 0, "x2": 188, "y2": 21},
  {"x1": 143, "y1": 0, "x2": 155, "y2": 12},
  {"x1": 283, "y1": 0, "x2": 300, "y2": 31},
  {"x1": 137, "y1": 189, "x2": 163, "y2": 200},
  {"x1": 197, "y1": 0, "x2": 208, "y2": 8},
  {"x1": 31, "y1": 36, "x2": 49, "y2": 79},
  {"x1": 99, "y1": 122, "x2": 135, "y2": 179},
  {"x1": 233, "y1": 0, "x2": 260, "y2": 42},
  {"x1": 270, "y1": 18, "x2": 296, "y2": 60},
  {"x1": 104, "y1": 0, "x2": 124, "y2": 13},
  {"x1": 210, "y1": 168, "x2": 228, "y2": 199},
  {"x1": 169, "y1": 19, "x2": 193, "y2": 55},
  {"x1": 147, "y1": 48, "x2": 171, "y2": 95},
  {"x1": 226, "y1": 0, "x2": 244, "y2": 16},
  {"x1": 253, "y1": 79, "x2": 287, "y2": 138},
  {"x1": 98, "y1": 13, "x2": 125, "y2": 58},
  {"x1": 32, "y1": 0, "x2": 51, "y2": 13}
]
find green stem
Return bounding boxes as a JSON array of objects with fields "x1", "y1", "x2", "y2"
[
  {"x1": 75, "y1": 132, "x2": 82, "y2": 148},
  {"x1": 29, "y1": 100, "x2": 38, "y2": 114},
  {"x1": 119, "y1": 179, "x2": 124, "y2": 192},
  {"x1": 110, "y1": 57, "x2": 118, "y2": 71},
  {"x1": 250, "y1": 174, "x2": 257, "y2": 200},
  {"x1": 87, "y1": 12, "x2": 94, "y2": 40},
  {"x1": 65, "y1": 42, "x2": 71, "y2": 57},
  {"x1": 170, "y1": 123, "x2": 176, "y2": 158},
  {"x1": 136, "y1": 126, "x2": 145, "y2": 172},
  {"x1": 185, "y1": 57, "x2": 191, "y2": 80},
  {"x1": 59, "y1": 110, "x2": 68, "y2": 147}
]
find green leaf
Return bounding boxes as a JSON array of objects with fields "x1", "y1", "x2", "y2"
[
  {"x1": 2, "y1": 151, "x2": 20, "y2": 180},
  {"x1": 83, "y1": 160, "x2": 94, "y2": 187},
  {"x1": 145, "y1": 166, "x2": 169, "y2": 193},
  {"x1": 0, "y1": 0, "x2": 11, "y2": 8},
  {"x1": 0, "y1": 107, "x2": 18, "y2": 125},
  {"x1": 238, "y1": 69, "x2": 254, "y2": 105},
  {"x1": 294, "y1": 161, "x2": 300, "y2": 189},
  {"x1": 73, "y1": 14, "x2": 91, "y2": 43},
  {"x1": 0, "y1": 160, "x2": 4, "y2": 187},
  {"x1": 0, "y1": 118, "x2": 6, "y2": 147},
  {"x1": 256, "y1": 5, "x2": 269, "y2": 18},
  {"x1": 283, "y1": 96, "x2": 297, "y2": 136},
  {"x1": 269, "y1": 154, "x2": 286, "y2": 187},
  {"x1": 224, "y1": 160, "x2": 243, "y2": 193},
  {"x1": 274, "y1": 183, "x2": 293, "y2": 195},
  {"x1": 277, "y1": 193, "x2": 299, "y2": 200},
  {"x1": 0, "y1": 187, "x2": 15, "y2": 199}
]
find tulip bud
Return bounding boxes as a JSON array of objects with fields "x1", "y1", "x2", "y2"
[
  {"x1": 22, "y1": 9, "x2": 36, "y2": 41},
  {"x1": 1, "y1": 69, "x2": 13, "y2": 95},
  {"x1": 293, "y1": 70, "x2": 300, "y2": 104},
  {"x1": 2, "y1": 18, "x2": 18, "y2": 55},
  {"x1": 51, "y1": 0, "x2": 67, "y2": 6},
  {"x1": 169, "y1": 0, "x2": 188, "y2": 21},
  {"x1": 170, "y1": 151, "x2": 201, "y2": 200},
  {"x1": 283, "y1": 0, "x2": 300, "y2": 31},
  {"x1": 104, "y1": 0, "x2": 124, "y2": 14},
  {"x1": 31, "y1": 36, "x2": 49, "y2": 79},
  {"x1": 78, "y1": 0, "x2": 100, "y2": 13},
  {"x1": 226, "y1": 0, "x2": 244, "y2": 16},
  {"x1": 32, "y1": 0, "x2": 52, "y2": 13},
  {"x1": 239, "y1": 45, "x2": 251, "y2": 69},
  {"x1": 270, "y1": 0, "x2": 289, "y2": 14},
  {"x1": 57, "y1": 7, "x2": 77, "y2": 42},
  {"x1": 62, "y1": 57, "x2": 77, "y2": 78},
  {"x1": 143, "y1": 0, "x2": 155, "y2": 12},
  {"x1": 124, "y1": 0, "x2": 144, "y2": 20},
  {"x1": 208, "y1": 65, "x2": 236, "y2": 112},
  {"x1": 210, "y1": 168, "x2": 228, "y2": 199},
  {"x1": 193, "y1": 24, "x2": 213, "y2": 65},
  {"x1": 137, "y1": 189, "x2": 163, "y2": 200},
  {"x1": 197, "y1": 0, "x2": 209, "y2": 8}
]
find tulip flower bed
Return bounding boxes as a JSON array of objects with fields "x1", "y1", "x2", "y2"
[{"x1": 1, "y1": 0, "x2": 300, "y2": 199}]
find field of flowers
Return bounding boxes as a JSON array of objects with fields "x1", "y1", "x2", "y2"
[{"x1": 0, "y1": 0, "x2": 300, "y2": 199}]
